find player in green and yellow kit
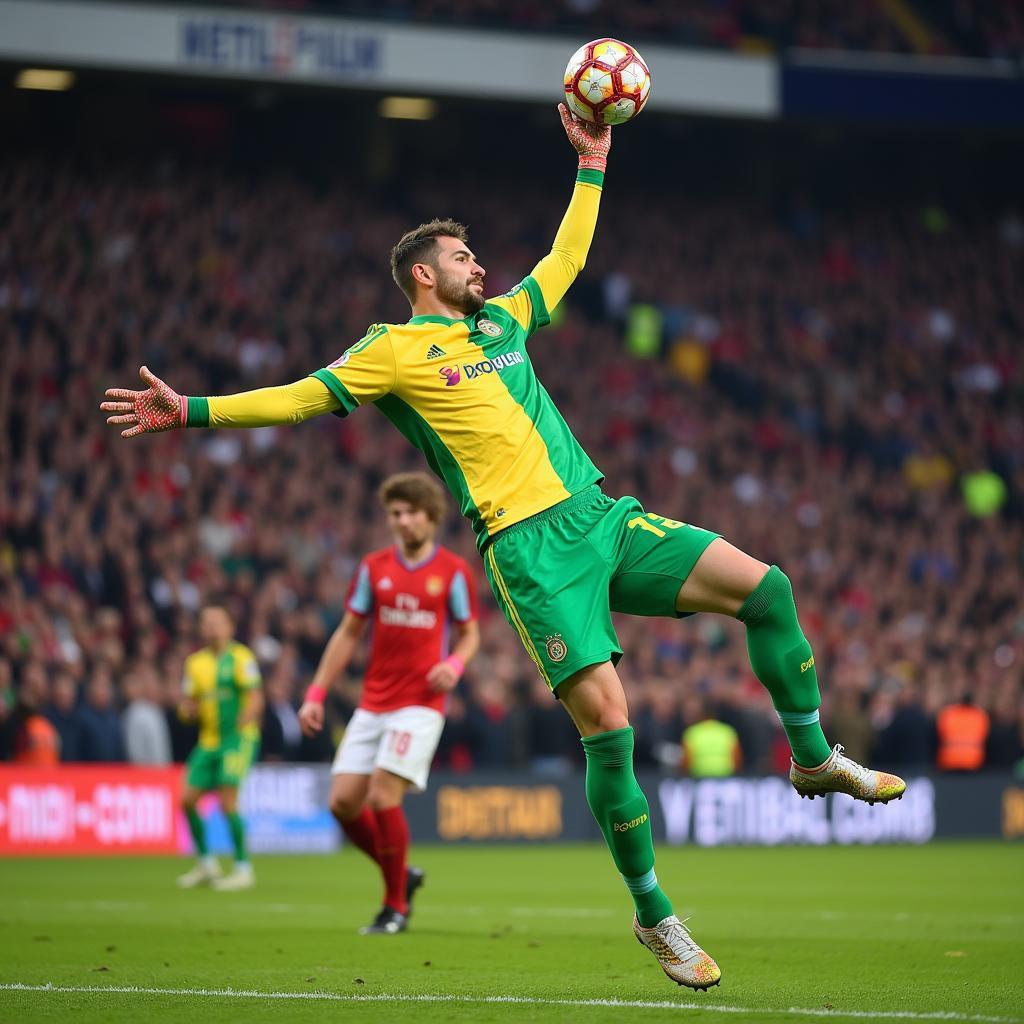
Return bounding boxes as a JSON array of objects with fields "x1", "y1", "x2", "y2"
[
  {"x1": 103, "y1": 104, "x2": 906, "y2": 987},
  {"x1": 177, "y1": 604, "x2": 264, "y2": 892}
]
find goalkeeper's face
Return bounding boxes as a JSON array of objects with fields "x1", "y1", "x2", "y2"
[{"x1": 433, "y1": 236, "x2": 486, "y2": 315}]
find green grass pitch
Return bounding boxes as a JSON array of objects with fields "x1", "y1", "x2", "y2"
[{"x1": 1, "y1": 842, "x2": 1021, "y2": 1023}]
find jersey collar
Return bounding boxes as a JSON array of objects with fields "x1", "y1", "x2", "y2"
[
  {"x1": 407, "y1": 314, "x2": 465, "y2": 326},
  {"x1": 395, "y1": 544, "x2": 438, "y2": 571}
]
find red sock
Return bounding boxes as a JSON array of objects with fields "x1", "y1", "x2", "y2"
[
  {"x1": 340, "y1": 807, "x2": 380, "y2": 864},
  {"x1": 373, "y1": 806, "x2": 410, "y2": 914}
]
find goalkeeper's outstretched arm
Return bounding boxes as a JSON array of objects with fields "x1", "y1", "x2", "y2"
[
  {"x1": 101, "y1": 366, "x2": 340, "y2": 437},
  {"x1": 490, "y1": 104, "x2": 610, "y2": 327}
]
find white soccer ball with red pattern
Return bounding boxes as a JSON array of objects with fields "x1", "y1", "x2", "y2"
[{"x1": 563, "y1": 38, "x2": 651, "y2": 126}]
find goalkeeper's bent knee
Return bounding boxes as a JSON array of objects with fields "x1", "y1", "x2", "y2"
[{"x1": 737, "y1": 565, "x2": 821, "y2": 714}]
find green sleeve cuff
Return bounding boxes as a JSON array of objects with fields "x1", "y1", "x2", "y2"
[
  {"x1": 310, "y1": 369, "x2": 357, "y2": 417},
  {"x1": 576, "y1": 168, "x2": 605, "y2": 188},
  {"x1": 186, "y1": 396, "x2": 209, "y2": 428}
]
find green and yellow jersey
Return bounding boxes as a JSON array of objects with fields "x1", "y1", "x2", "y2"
[
  {"x1": 183, "y1": 642, "x2": 262, "y2": 750},
  {"x1": 184, "y1": 169, "x2": 606, "y2": 549}
]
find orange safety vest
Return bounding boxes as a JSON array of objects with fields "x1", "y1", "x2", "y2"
[
  {"x1": 936, "y1": 705, "x2": 988, "y2": 771},
  {"x1": 14, "y1": 715, "x2": 60, "y2": 766}
]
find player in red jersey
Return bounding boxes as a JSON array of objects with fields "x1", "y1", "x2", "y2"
[{"x1": 298, "y1": 472, "x2": 479, "y2": 935}]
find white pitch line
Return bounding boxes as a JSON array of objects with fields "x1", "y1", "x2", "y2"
[{"x1": 0, "y1": 983, "x2": 1019, "y2": 1023}]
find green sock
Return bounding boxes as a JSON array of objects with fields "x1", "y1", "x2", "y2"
[
  {"x1": 226, "y1": 812, "x2": 248, "y2": 864},
  {"x1": 581, "y1": 727, "x2": 673, "y2": 928},
  {"x1": 186, "y1": 808, "x2": 208, "y2": 856},
  {"x1": 738, "y1": 565, "x2": 833, "y2": 768}
]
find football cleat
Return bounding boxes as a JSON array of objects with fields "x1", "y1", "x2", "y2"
[
  {"x1": 405, "y1": 866, "x2": 426, "y2": 916},
  {"x1": 212, "y1": 863, "x2": 255, "y2": 891},
  {"x1": 360, "y1": 906, "x2": 408, "y2": 936},
  {"x1": 176, "y1": 858, "x2": 221, "y2": 889},
  {"x1": 790, "y1": 744, "x2": 906, "y2": 804},
  {"x1": 633, "y1": 914, "x2": 721, "y2": 990}
]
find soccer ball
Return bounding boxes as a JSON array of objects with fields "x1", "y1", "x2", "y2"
[{"x1": 563, "y1": 38, "x2": 651, "y2": 126}]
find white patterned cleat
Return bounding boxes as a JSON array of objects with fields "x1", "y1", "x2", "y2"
[
  {"x1": 176, "y1": 857, "x2": 221, "y2": 889},
  {"x1": 633, "y1": 914, "x2": 721, "y2": 990},
  {"x1": 212, "y1": 863, "x2": 255, "y2": 891},
  {"x1": 790, "y1": 744, "x2": 906, "y2": 805}
]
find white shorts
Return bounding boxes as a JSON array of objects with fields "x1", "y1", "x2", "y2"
[{"x1": 331, "y1": 705, "x2": 446, "y2": 792}]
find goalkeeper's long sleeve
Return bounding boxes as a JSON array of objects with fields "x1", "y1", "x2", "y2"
[
  {"x1": 529, "y1": 170, "x2": 604, "y2": 314},
  {"x1": 185, "y1": 376, "x2": 339, "y2": 428}
]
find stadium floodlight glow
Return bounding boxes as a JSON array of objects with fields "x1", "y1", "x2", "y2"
[
  {"x1": 378, "y1": 96, "x2": 437, "y2": 120},
  {"x1": 16, "y1": 68, "x2": 75, "y2": 91}
]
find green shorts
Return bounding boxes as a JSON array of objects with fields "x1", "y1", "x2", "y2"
[
  {"x1": 483, "y1": 486, "x2": 719, "y2": 691},
  {"x1": 184, "y1": 734, "x2": 259, "y2": 791}
]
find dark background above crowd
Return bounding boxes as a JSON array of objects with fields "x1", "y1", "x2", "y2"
[{"x1": 61, "y1": 0, "x2": 1024, "y2": 63}]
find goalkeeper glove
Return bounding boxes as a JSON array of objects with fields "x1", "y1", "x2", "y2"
[
  {"x1": 101, "y1": 366, "x2": 187, "y2": 438},
  {"x1": 559, "y1": 102, "x2": 611, "y2": 173}
]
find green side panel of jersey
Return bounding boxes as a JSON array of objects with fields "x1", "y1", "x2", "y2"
[
  {"x1": 374, "y1": 393, "x2": 484, "y2": 542},
  {"x1": 475, "y1": 303, "x2": 603, "y2": 500},
  {"x1": 215, "y1": 651, "x2": 243, "y2": 742}
]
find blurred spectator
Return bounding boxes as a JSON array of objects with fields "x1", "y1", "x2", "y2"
[
  {"x1": 986, "y1": 692, "x2": 1024, "y2": 769},
  {"x1": 122, "y1": 665, "x2": 172, "y2": 765},
  {"x1": 46, "y1": 669, "x2": 85, "y2": 763},
  {"x1": 633, "y1": 682, "x2": 684, "y2": 769},
  {"x1": 826, "y1": 689, "x2": 875, "y2": 766},
  {"x1": 525, "y1": 679, "x2": 579, "y2": 776},
  {"x1": 78, "y1": 665, "x2": 126, "y2": 762},
  {"x1": 261, "y1": 671, "x2": 303, "y2": 762},
  {"x1": 877, "y1": 685, "x2": 936, "y2": 768},
  {"x1": 680, "y1": 696, "x2": 741, "y2": 778},
  {"x1": 0, "y1": 662, "x2": 59, "y2": 765},
  {"x1": 936, "y1": 694, "x2": 990, "y2": 772}
]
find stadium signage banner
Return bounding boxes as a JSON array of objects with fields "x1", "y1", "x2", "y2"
[
  {"x1": 0, "y1": 0, "x2": 777, "y2": 117},
  {"x1": 656, "y1": 777, "x2": 937, "y2": 846},
  {"x1": 0, "y1": 766, "x2": 180, "y2": 855},
  {"x1": 1, "y1": 767, "x2": 1019, "y2": 854}
]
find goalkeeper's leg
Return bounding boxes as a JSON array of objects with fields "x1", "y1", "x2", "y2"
[
  {"x1": 676, "y1": 539, "x2": 905, "y2": 803},
  {"x1": 559, "y1": 663, "x2": 721, "y2": 990}
]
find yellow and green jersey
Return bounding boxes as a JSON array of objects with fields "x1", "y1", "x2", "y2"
[
  {"x1": 189, "y1": 169, "x2": 606, "y2": 550},
  {"x1": 311, "y1": 276, "x2": 601, "y2": 546},
  {"x1": 183, "y1": 642, "x2": 261, "y2": 750}
]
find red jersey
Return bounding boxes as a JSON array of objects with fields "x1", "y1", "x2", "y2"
[{"x1": 346, "y1": 544, "x2": 477, "y2": 714}]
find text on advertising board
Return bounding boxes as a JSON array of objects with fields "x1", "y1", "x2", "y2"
[
  {"x1": 0, "y1": 767, "x2": 180, "y2": 854},
  {"x1": 437, "y1": 785, "x2": 562, "y2": 840},
  {"x1": 658, "y1": 777, "x2": 935, "y2": 846},
  {"x1": 180, "y1": 18, "x2": 381, "y2": 78}
]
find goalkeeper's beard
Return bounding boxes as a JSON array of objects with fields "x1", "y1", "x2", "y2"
[{"x1": 436, "y1": 270, "x2": 485, "y2": 316}]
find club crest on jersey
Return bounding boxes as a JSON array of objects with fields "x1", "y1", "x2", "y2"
[
  {"x1": 477, "y1": 318, "x2": 503, "y2": 338},
  {"x1": 426, "y1": 575, "x2": 444, "y2": 596},
  {"x1": 545, "y1": 634, "x2": 568, "y2": 663},
  {"x1": 439, "y1": 366, "x2": 461, "y2": 387}
]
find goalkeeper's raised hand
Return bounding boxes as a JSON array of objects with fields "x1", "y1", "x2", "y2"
[
  {"x1": 559, "y1": 102, "x2": 611, "y2": 173},
  {"x1": 101, "y1": 366, "x2": 186, "y2": 438}
]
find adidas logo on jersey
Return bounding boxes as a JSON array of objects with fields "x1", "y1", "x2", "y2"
[{"x1": 426, "y1": 345, "x2": 446, "y2": 360}]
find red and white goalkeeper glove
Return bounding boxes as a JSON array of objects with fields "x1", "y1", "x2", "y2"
[
  {"x1": 558, "y1": 102, "x2": 611, "y2": 173},
  {"x1": 101, "y1": 365, "x2": 187, "y2": 438}
]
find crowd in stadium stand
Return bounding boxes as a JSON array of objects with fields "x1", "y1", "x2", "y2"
[
  {"x1": 1, "y1": 154, "x2": 1022, "y2": 776},
  {"x1": 187, "y1": 0, "x2": 1024, "y2": 62}
]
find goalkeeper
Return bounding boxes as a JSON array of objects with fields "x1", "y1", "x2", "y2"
[{"x1": 102, "y1": 105, "x2": 906, "y2": 989}]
